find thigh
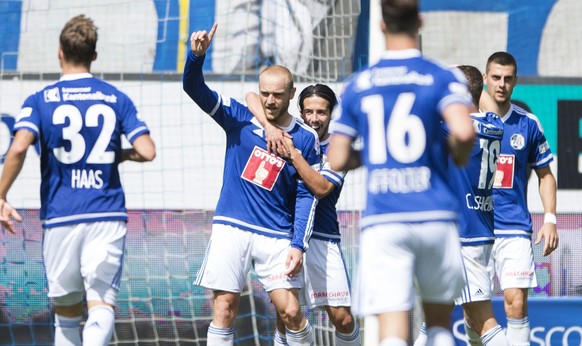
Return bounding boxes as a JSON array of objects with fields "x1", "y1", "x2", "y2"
[
  {"x1": 252, "y1": 234, "x2": 301, "y2": 291},
  {"x1": 492, "y1": 237, "x2": 537, "y2": 290},
  {"x1": 81, "y1": 221, "x2": 127, "y2": 291},
  {"x1": 415, "y1": 221, "x2": 465, "y2": 304},
  {"x1": 303, "y1": 239, "x2": 351, "y2": 308},
  {"x1": 195, "y1": 224, "x2": 253, "y2": 292},
  {"x1": 455, "y1": 244, "x2": 494, "y2": 305},
  {"x1": 353, "y1": 224, "x2": 415, "y2": 317},
  {"x1": 43, "y1": 224, "x2": 84, "y2": 298}
]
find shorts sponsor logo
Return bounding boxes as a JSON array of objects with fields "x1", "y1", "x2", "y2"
[
  {"x1": 311, "y1": 290, "x2": 349, "y2": 299},
  {"x1": 267, "y1": 273, "x2": 296, "y2": 282},
  {"x1": 504, "y1": 270, "x2": 534, "y2": 278},
  {"x1": 241, "y1": 146, "x2": 286, "y2": 191},
  {"x1": 493, "y1": 154, "x2": 515, "y2": 189}
]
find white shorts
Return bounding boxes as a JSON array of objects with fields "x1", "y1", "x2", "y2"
[
  {"x1": 301, "y1": 238, "x2": 351, "y2": 309},
  {"x1": 353, "y1": 221, "x2": 465, "y2": 316},
  {"x1": 489, "y1": 236, "x2": 537, "y2": 290},
  {"x1": 43, "y1": 221, "x2": 126, "y2": 304},
  {"x1": 455, "y1": 244, "x2": 494, "y2": 305},
  {"x1": 195, "y1": 224, "x2": 301, "y2": 292}
]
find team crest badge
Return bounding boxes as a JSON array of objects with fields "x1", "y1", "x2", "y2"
[{"x1": 510, "y1": 133, "x2": 525, "y2": 150}]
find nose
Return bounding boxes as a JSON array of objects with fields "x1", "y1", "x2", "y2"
[{"x1": 266, "y1": 94, "x2": 276, "y2": 104}]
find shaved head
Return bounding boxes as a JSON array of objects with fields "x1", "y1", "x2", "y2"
[{"x1": 260, "y1": 65, "x2": 294, "y2": 92}]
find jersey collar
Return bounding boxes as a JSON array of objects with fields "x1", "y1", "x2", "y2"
[
  {"x1": 380, "y1": 48, "x2": 422, "y2": 60},
  {"x1": 59, "y1": 73, "x2": 93, "y2": 81},
  {"x1": 500, "y1": 104, "x2": 514, "y2": 123}
]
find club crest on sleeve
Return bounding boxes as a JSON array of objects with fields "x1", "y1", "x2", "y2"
[{"x1": 44, "y1": 87, "x2": 61, "y2": 102}]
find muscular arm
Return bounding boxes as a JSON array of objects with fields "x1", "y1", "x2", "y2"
[
  {"x1": 245, "y1": 91, "x2": 291, "y2": 155},
  {"x1": 0, "y1": 130, "x2": 34, "y2": 232},
  {"x1": 534, "y1": 165, "x2": 558, "y2": 256},
  {"x1": 442, "y1": 103, "x2": 476, "y2": 166},
  {"x1": 327, "y1": 134, "x2": 361, "y2": 172},
  {"x1": 121, "y1": 134, "x2": 156, "y2": 162}
]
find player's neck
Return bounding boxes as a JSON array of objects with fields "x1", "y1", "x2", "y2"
[
  {"x1": 61, "y1": 63, "x2": 91, "y2": 76},
  {"x1": 385, "y1": 33, "x2": 418, "y2": 51},
  {"x1": 273, "y1": 112, "x2": 293, "y2": 128},
  {"x1": 498, "y1": 102, "x2": 511, "y2": 116}
]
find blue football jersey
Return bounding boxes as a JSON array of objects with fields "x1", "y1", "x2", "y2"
[
  {"x1": 311, "y1": 138, "x2": 346, "y2": 242},
  {"x1": 331, "y1": 49, "x2": 473, "y2": 229},
  {"x1": 492, "y1": 104, "x2": 553, "y2": 238},
  {"x1": 447, "y1": 112, "x2": 504, "y2": 246},
  {"x1": 183, "y1": 52, "x2": 319, "y2": 251},
  {"x1": 14, "y1": 73, "x2": 150, "y2": 227}
]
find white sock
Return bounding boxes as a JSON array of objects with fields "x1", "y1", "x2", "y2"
[
  {"x1": 413, "y1": 322, "x2": 427, "y2": 346},
  {"x1": 505, "y1": 317, "x2": 529, "y2": 346},
  {"x1": 54, "y1": 314, "x2": 82, "y2": 346},
  {"x1": 481, "y1": 325, "x2": 509, "y2": 346},
  {"x1": 465, "y1": 319, "x2": 482, "y2": 346},
  {"x1": 207, "y1": 322, "x2": 235, "y2": 345},
  {"x1": 274, "y1": 328, "x2": 289, "y2": 346},
  {"x1": 82, "y1": 305, "x2": 115, "y2": 346},
  {"x1": 379, "y1": 337, "x2": 407, "y2": 346},
  {"x1": 426, "y1": 326, "x2": 455, "y2": 346},
  {"x1": 335, "y1": 322, "x2": 361, "y2": 346},
  {"x1": 286, "y1": 320, "x2": 314, "y2": 346}
]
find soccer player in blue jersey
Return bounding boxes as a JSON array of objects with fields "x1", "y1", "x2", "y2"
[
  {"x1": 246, "y1": 84, "x2": 361, "y2": 346},
  {"x1": 326, "y1": 0, "x2": 476, "y2": 344},
  {"x1": 0, "y1": 15, "x2": 156, "y2": 346},
  {"x1": 484, "y1": 51, "x2": 558, "y2": 346},
  {"x1": 183, "y1": 23, "x2": 319, "y2": 346},
  {"x1": 415, "y1": 65, "x2": 510, "y2": 346}
]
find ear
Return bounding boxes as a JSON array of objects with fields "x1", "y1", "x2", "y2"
[
  {"x1": 289, "y1": 87, "x2": 296, "y2": 100},
  {"x1": 380, "y1": 19, "x2": 387, "y2": 33},
  {"x1": 92, "y1": 52, "x2": 97, "y2": 62}
]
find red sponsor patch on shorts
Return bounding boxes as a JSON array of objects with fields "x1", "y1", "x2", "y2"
[
  {"x1": 241, "y1": 146, "x2": 286, "y2": 191},
  {"x1": 493, "y1": 154, "x2": 515, "y2": 189}
]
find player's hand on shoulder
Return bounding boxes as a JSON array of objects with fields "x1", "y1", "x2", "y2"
[
  {"x1": 265, "y1": 123, "x2": 293, "y2": 157},
  {"x1": 0, "y1": 199, "x2": 23, "y2": 234},
  {"x1": 190, "y1": 22, "x2": 218, "y2": 57},
  {"x1": 284, "y1": 247, "x2": 304, "y2": 276},
  {"x1": 535, "y1": 222, "x2": 559, "y2": 256}
]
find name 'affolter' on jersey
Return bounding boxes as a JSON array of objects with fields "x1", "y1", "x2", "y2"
[{"x1": 368, "y1": 166, "x2": 431, "y2": 194}]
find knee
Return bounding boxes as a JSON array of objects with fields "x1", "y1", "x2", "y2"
[
  {"x1": 53, "y1": 292, "x2": 84, "y2": 317},
  {"x1": 278, "y1": 304, "x2": 303, "y2": 329},
  {"x1": 213, "y1": 297, "x2": 239, "y2": 326},
  {"x1": 329, "y1": 308, "x2": 355, "y2": 334}
]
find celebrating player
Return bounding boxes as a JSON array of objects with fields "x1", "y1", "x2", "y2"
[
  {"x1": 484, "y1": 51, "x2": 558, "y2": 345},
  {"x1": 246, "y1": 84, "x2": 361, "y2": 346},
  {"x1": 183, "y1": 23, "x2": 319, "y2": 346},
  {"x1": 0, "y1": 15, "x2": 156, "y2": 346},
  {"x1": 415, "y1": 65, "x2": 510, "y2": 346},
  {"x1": 327, "y1": 0, "x2": 476, "y2": 344}
]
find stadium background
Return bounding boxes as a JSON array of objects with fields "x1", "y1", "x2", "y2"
[{"x1": 1, "y1": 0, "x2": 582, "y2": 345}]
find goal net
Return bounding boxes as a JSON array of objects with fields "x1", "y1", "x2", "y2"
[{"x1": 0, "y1": 1, "x2": 364, "y2": 345}]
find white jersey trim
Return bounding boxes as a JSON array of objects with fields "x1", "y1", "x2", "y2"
[
  {"x1": 493, "y1": 229, "x2": 532, "y2": 237},
  {"x1": 43, "y1": 212, "x2": 128, "y2": 226},
  {"x1": 209, "y1": 93, "x2": 222, "y2": 116},
  {"x1": 126, "y1": 125, "x2": 149, "y2": 142},
  {"x1": 213, "y1": 216, "x2": 289, "y2": 237},
  {"x1": 532, "y1": 154, "x2": 553, "y2": 168},
  {"x1": 14, "y1": 121, "x2": 39, "y2": 134},
  {"x1": 361, "y1": 210, "x2": 457, "y2": 228},
  {"x1": 330, "y1": 122, "x2": 357, "y2": 138}
]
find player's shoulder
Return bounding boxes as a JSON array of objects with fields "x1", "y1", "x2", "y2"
[
  {"x1": 510, "y1": 103, "x2": 545, "y2": 132},
  {"x1": 471, "y1": 111, "x2": 504, "y2": 140}
]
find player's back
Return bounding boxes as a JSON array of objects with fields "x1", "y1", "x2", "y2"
[
  {"x1": 334, "y1": 50, "x2": 472, "y2": 228},
  {"x1": 450, "y1": 112, "x2": 504, "y2": 245},
  {"x1": 15, "y1": 74, "x2": 149, "y2": 227}
]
